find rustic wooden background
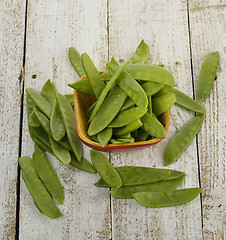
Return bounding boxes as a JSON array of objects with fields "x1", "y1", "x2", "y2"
[{"x1": 0, "y1": 0, "x2": 225, "y2": 239}]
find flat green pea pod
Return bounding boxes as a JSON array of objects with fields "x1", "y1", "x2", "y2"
[
  {"x1": 129, "y1": 39, "x2": 149, "y2": 64},
  {"x1": 138, "y1": 128, "x2": 149, "y2": 141},
  {"x1": 152, "y1": 93, "x2": 176, "y2": 116},
  {"x1": 133, "y1": 188, "x2": 202, "y2": 208},
  {"x1": 81, "y1": 52, "x2": 105, "y2": 98},
  {"x1": 108, "y1": 107, "x2": 147, "y2": 128},
  {"x1": 124, "y1": 64, "x2": 176, "y2": 87},
  {"x1": 33, "y1": 148, "x2": 64, "y2": 205},
  {"x1": 141, "y1": 113, "x2": 165, "y2": 139},
  {"x1": 196, "y1": 51, "x2": 220, "y2": 103},
  {"x1": 171, "y1": 89, "x2": 206, "y2": 114},
  {"x1": 90, "y1": 149, "x2": 122, "y2": 189},
  {"x1": 88, "y1": 85, "x2": 127, "y2": 136},
  {"x1": 97, "y1": 128, "x2": 112, "y2": 147},
  {"x1": 26, "y1": 88, "x2": 52, "y2": 119},
  {"x1": 64, "y1": 94, "x2": 74, "y2": 108},
  {"x1": 164, "y1": 114, "x2": 204, "y2": 166},
  {"x1": 111, "y1": 137, "x2": 135, "y2": 144},
  {"x1": 70, "y1": 152, "x2": 97, "y2": 174},
  {"x1": 107, "y1": 63, "x2": 148, "y2": 108},
  {"x1": 110, "y1": 174, "x2": 186, "y2": 199},
  {"x1": 50, "y1": 102, "x2": 65, "y2": 141},
  {"x1": 113, "y1": 119, "x2": 142, "y2": 137},
  {"x1": 19, "y1": 156, "x2": 62, "y2": 218},
  {"x1": 100, "y1": 71, "x2": 111, "y2": 81},
  {"x1": 91, "y1": 134, "x2": 98, "y2": 142},
  {"x1": 68, "y1": 79, "x2": 96, "y2": 98},
  {"x1": 40, "y1": 80, "x2": 56, "y2": 107},
  {"x1": 121, "y1": 97, "x2": 135, "y2": 111},
  {"x1": 68, "y1": 47, "x2": 85, "y2": 77},
  {"x1": 26, "y1": 94, "x2": 36, "y2": 118},
  {"x1": 152, "y1": 86, "x2": 173, "y2": 98},
  {"x1": 56, "y1": 92, "x2": 83, "y2": 161},
  {"x1": 28, "y1": 110, "x2": 40, "y2": 127},
  {"x1": 141, "y1": 82, "x2": 163, "y2": 96}
]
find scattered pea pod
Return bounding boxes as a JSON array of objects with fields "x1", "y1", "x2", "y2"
[
  {"x1": 68, "y1": 47, "x2": 85, "y2": 77},
  {"x1": 129, "y1": 39, "x2": 150, "y2": 64}
]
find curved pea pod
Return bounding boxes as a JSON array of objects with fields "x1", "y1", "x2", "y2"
[
  {"x1": 110, "y1": 174, "x2": 186, "y2": 199},
  {"x1": 26, "y1": 88, "x2": 52, "y2": 118},
  {"x1": 133, "y1": 188, "x2": 202, "y2": 208},
  {"x1": 90, "y1": 149, "x2": 122, "y2": 189},
  {"x1": 33, "y1": 107, "x2": 51, "y2": 135},
  {"x1": 108, "y1": 107, "x2": 147, "y2": 128},
  {"x1": 152, "y1": 86, "x2": 173, "y2": 98},
  {"x1": 55, "y1": 92, "x2": 83, "y2": 161},
  {"x1": 121, "y1": 97, "x2": 135, "y2": 111},
  {"x1": 129, "y1": 39, "x2": 149, "y2": 64},
  {"x1": 164, "y1": 114, "x2": 204, "y2": 166},
  {"x1": 70, "y1": 152, "x2": 97, "y2": 174},
  {"x1": 40, "y1": 80, "x2": 56, "y2": 107},
  {"x1": 107, "y1": 63, "x2": 148, "y2": 108},
  {"x1": 171, "y1": 89, "x2": 206, "y2": 114},
  {"x1": 28, "y1": 110, "x2": 40, "y2": 127},
  {"x1": 33, "y1": 148, "x2": 64, "y2": 205},
  {"x1": 196, "y1": 51, "x2": 220, "y2": 103},
  {"x1": 152, "y1": 93, "x2": 176, "y2": 116},
  {"x1": 111, "y1": 137, "x2": 135, "y2": 144},
  {"x1": 113, "y1": 119, "x2": 142, "y2": 137},
  {"x1": 141, "y1": 82, "x2": 163, "y2": 96},
  {"x1": 64, "y1": 94, "x2": 74, "y2": 108},
  {"x1": 97, "y1": 128, "x2": 112, "y2": 147},
  {"x1": 68, "y1": 79, "x2": 96, "y2": 98},
  {"x1": 164, "y1": 169, "x2": 185, "y2": 180},
  {"x1": 124, "y1": 64, "x2": 176, "y2": 86},
  {"x1": 141, "y1": 113, "x2": 165, "y2": 139},
  {"x1": 88, "y1": 85, "x2": 127, "y2": 136},
  {"x1": 19, "y1": 156, "x2": 62, "y2": 218},
  {"x1": 81, "y1": 52, "x2": 105, "y2": 98},
  {"x1": 50, "y1": 102, "x2": 65, "y2": 141},
  {"x1": 68, "y1": 47, "x2": 85, "y2": 77}
]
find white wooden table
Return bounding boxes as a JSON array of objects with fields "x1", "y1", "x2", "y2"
[{"x1": 0, "y1": 1, "x2": 225, "y2": 239}]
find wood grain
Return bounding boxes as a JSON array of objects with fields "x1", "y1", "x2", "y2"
[
  {"x1": 0, "y1": 1, "x2": 26, "y2": 239},
  {"x1": 188, "y1": 0, "x2": 226, "y2": 239}
]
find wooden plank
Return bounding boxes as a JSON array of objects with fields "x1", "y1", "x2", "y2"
[
  {"x1": 108, "y1": 0, "x2": 203, "y2": 239},
  {"x1": 188, "y1": 1, "x2": 226, "y2": 239},
  {"x1": 0, "y1": 1, "x2": 26, "y2": 239},
  {"x1": 19, "y1": 1, "x2": 111, "y2": 239}
]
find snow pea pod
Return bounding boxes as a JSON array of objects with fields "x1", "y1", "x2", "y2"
[
  {"x1": 64, "y1": 94, "x2": 74, "y2": 108},
  {"x1": 152, "y1": 93, "x2": 176, "y2": 116},
  {"x1": 133, "y1": 188, "x2": 202, "y2": 208},
  {"x1": 164, "y1": 114, "x2": 204, "y2": 166},
  {"x1": 68, "y1": 79, "x2": 96, "y2": 98},
  {"x1": 171, "y1": 89, "x2": 206, "y2": 114},
  {"x1": 152, "y1": 86, "x2": 173, "y2": 99},
  {"x1": 138, "y1": 128, "x2": 149, "y2": 141},
  {"x1": 124, "y1": 64, "x2": 176, "y2": 86},
  {"x1": 86, "y1": 101, "x2": 96, "y2": 118},
  {"x1": 196, "y1": 51, "x2": 220, "y2": 103},
  {"x1": 33, "y1": 107, "x2": 51, "y2": 135},
  {"x1": 147, "y1": 96, "x2": 152, "y2": 114},
  {"x1": 108, "y1": 107, "x2": 147, "y2": 128},
  {"x1": 82, "y1": 52, "x2": 105, "y2": 98},
  {"x1": 40, "y1": 79, "x2": 56, "y2": 107},
  {"x1": 88, "y1": 85, "x2": 127, "y2": 136},
  {"x1": 120, "y1": 97, "x2": 135, "y2": 111},
  {"x1": 111, "y1": 137, "x2": 135, "y2": 144},
  {"x1": 110, "y1": 174, "x2": 186, "y2": 199},
  {"x1": 129, "y1": 39, "x2": 150, "y2": 64},
  {"x1": 26, "y1": 93, "x2": 36, "y2": 118},
  {"x1": 28, "y1": 110, "x2": 40, "y2": 127},
  {"x1": 68, "y1": 47, "x2": 85, "y2": 77},
  {"x1": 56, "y1": 92, "x2": 83, "y2": 161},
  {"x1": 90, "y1": 149, "x2": 122, "y2": 189},
  {"x1": 113, "y1": 119, "x2": 142, "y2": 137},
  {"x1": 33, "y1": 148, "x2": 64, "y2": 205},
  {"x1": 19, "y1": 156, "x2": 61, "y2": 218},
  {"x1": 141, "y1": 82, "x2": 163, "y2": 96},
  {"x1": 97, "y1": 127, "x2": 112, "y2": 147}
]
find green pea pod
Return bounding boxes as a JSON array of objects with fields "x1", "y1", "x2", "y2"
[
  {"x1": 133, "y1": 188, "x2": 202, "y2": 208},
  {"x1": 152, "y1": 86, "x2": 173, "y2": 98},
  {"x1": 90, "y1": 149, "x2": 122, "y2": 189},
  {"x1": 26, "y1": 88, "x2": 52, "y2": 119},
  {"x1": 129, "y1": 39, "x2": 150, "y2": 64},
  {"x1": 68, "y1": 47, "x2": 85, "y2": 77},
  {"x1": 28, "y1": 110, "x2": 40, "y2": 127},
  {"x1": 33, "y1": 148, "x2": 64, "y2": 205},
  {"x1": 97, "y1": 128, "x2": 113, "y2": 147},
  {"x1": 164, "y1": 114, "x2": 204, "y2": 166},
  {"x1": 147, "y1": 96, "x2": 152, "y2": 114},
  {"x1": 124, "y1": 64, "x2": 176, "y2": 86},
  {"x1": 109, "y1": 107, "x2": 147, "y2": 128},
  {"x1": 196, "y1": 51, "x2": 220, "y2": 103},
  {"x1": 110, "y1": 174, "x2": 186, "y2": 199},
  {"x1": 113, "y1": 119, "x2": 142, "y2": 137},
  {"x1": 171, "y1": 89, "x2": 206, "y2": 114},
  {"x1": 141, "y1": 113, "x2": 165, "y2": 139},
  {"x1": 111, "y1": 137, "x2": 135, "y2": 144},
  {"x1": 70, "y1": 152, "x2": 97, "y2": 174},
  {"x1": 86, "y1": 101, "x2": 96, "y2": 118},
  {"x1": 88, "y1": 85, "x2": 127, "y2": 136},
  {"x1": 110, "y1": 57, "x2": 119, "y2": 66},
  {"x1": 121, "y1": 97, "x2": 135, "y2": 111},
  {"x1": 33, "y1": 107, "x2": 51, "y2": 135},
  {"x1": 50, "y1": 102, "x2": 65, "y2": 141},
  {"x1": 107, "y1": 63, "x2": 148, "y2": 108},
  {"x1": 100, "y1": 71, "x2": 111, "y2": 81},
  {"x1": 64, "y1": 94, "x2": 74, "y2": 108},
  {"x1": 91, "y1": 135, "x2": 98, "y2": 142},
  {"x1": 138, "y1": 128, "x2": 149, "y2": 141},
  {"x1": 55, "y1": 92, "x2": 83, "y2": 161},
  {"x1": 116, "y1": 132, "x2": 131, "y2": 138},
  {"x1": 81, "y1": 52, "x2": 105, "y2": 98},
  {"x1": 141, "y1": 82, "x2": 163, "y2": 96},
  {"x1": 19, "y1": 156, "x2": 62, "y2": 218},
  {"x1": 26, "y1": 94, "x2": 36, "y2": 118},
  {"x1": 68, "y1": 79, "x2": 96, "y2": 98},
  {"x1": 40, "y1": 80, "x2": 56, "y2": 107},
  {"x1": 152, "y1": 93, "x2": 176, "y2": 116}
]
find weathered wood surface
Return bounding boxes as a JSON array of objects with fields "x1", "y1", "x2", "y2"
[{"x1": 0, "y1": 1, "x2": 26, "y2": 239}]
